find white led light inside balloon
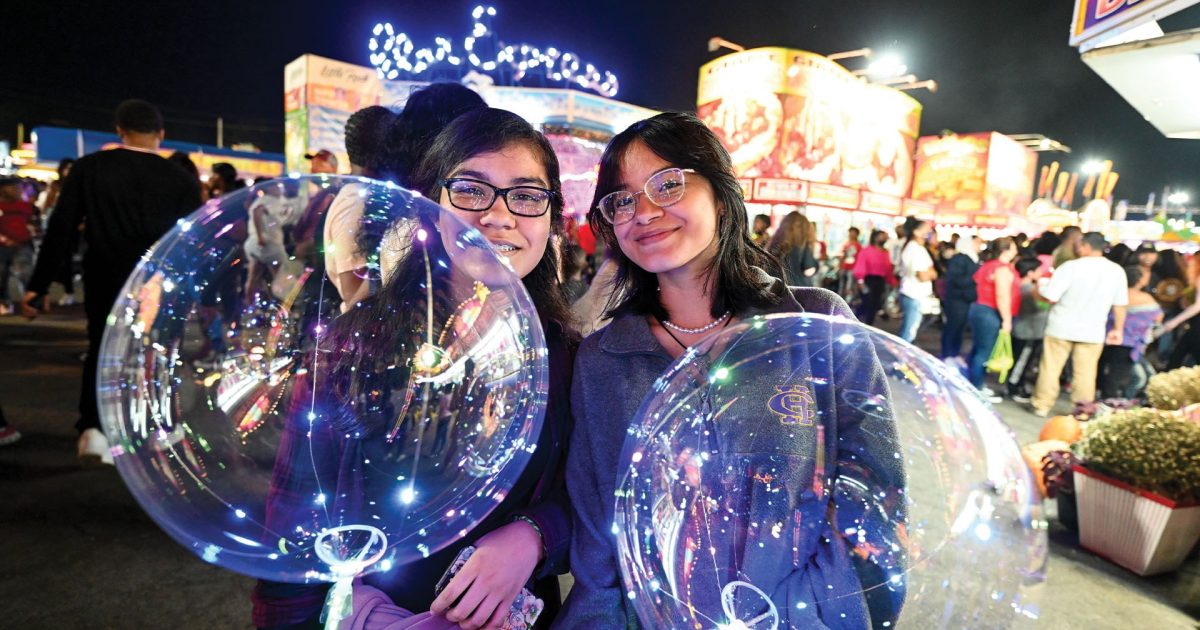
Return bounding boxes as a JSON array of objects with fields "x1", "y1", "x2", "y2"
[{"x1": 367, "y1": 5, "x2": 619, "y2": 97}]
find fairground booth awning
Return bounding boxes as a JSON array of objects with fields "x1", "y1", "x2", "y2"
[{"x1": 1072, "y1": 0, "x2": 1200, "y2": 139}]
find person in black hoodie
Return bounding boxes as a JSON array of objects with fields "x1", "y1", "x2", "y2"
[{"x1": 940, "y1": 235, "x2": 980, "y2": 363}]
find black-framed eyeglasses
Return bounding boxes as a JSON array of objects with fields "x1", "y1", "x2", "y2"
[
  {"x1": 439, "y1": 178, "x2": 556, "y2": 218},
  {"x1": 596, "y1": 167, "x2": 696, "y2": 226}
]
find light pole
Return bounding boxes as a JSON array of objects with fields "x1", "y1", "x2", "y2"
[
  {"x1": 707, "y1": 37, "x2": 744, "y2": 53},
  {"x1": 828, "y1": 48, "x2": 872, "y2": 61},
  {"x1": 893, "y1": 79, "x2": 938, "y2": 93},
  {"x1": 852, "y1": 53, "x2": 907, "y2": 77},
  {"x1": 874, "y1": 73, "x2": 918, "y2": 86}
]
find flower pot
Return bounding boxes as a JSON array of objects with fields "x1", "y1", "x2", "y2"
[
  {"x1": 1056, "y1": 488, "x2": 1078, "y2": 533},
  {"x1": 1074, "y1": 464, "x2": 1200, "y2": 576}
]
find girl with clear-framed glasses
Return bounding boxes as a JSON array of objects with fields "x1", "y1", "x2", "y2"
[
  {"x1": 556, "y1": 113, "x2": 904, "y2": 629},
  {"x1": 253, "y1": 108, "x2": 578, "y2": 630}
]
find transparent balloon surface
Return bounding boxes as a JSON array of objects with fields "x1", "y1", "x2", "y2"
[
  {"x1": 99, "y1": 175, "x2": 547, "y2": 583},
  {"x1": 615, "y1": 313, "x2": 1046, "y2": 629}
]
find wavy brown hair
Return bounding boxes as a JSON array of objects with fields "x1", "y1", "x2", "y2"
[{"x1": 766, "y1": 211, "x2": 813, "y2": 259}]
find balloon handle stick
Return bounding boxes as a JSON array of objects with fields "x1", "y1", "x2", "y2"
[
  {"x1": 321, "y1": 577, "x2": 354, "y2": 630},
  {"x1": 313, "y1": 525, "x2": 389, "y2": 630},
  {"x1": 721, "y1": 580, "x2": 779, "y2": 630}
]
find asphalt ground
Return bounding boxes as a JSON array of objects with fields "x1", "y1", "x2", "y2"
[{"x1": 1, "y1": 303, "x2": 1196, "y2": 629}]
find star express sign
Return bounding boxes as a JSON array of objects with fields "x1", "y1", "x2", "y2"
[{"x1": 1070, "y1": 0, "x2": 1200, "y2": 50}]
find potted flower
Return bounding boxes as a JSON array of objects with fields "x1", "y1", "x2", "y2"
[
  {"x1": 1041, "y1": 450, "x2": 1080, "y2": 532},
  {"x1": 1072, "y1": 408, "x2": 1200, "y2": 575},
  {"x1": 1146, "y1": 365, "x2": 1200, "y2": 411}
]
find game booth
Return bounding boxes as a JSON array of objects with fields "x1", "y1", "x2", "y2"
[{"x1": 695, "y1": 46, "x2": 930, "y2": 257}]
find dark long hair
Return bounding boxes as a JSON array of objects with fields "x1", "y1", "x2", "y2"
[
  {"x1": 1153, "y1": 249, "x2": 1186, "y2": 282},
  {"x1": 409, "y1": 108, "x2": 572, "y2": 328},
  {"x1": 981, "y1": 237, "x2": 1015, "y2": 262},
  {"x1": 384, "y1": 82, "x2": 487, "y2": 188},
  {"x1": 588, "y1": 112, "x2": 784, "y2": 320},
  {"x1": 325, "y1": 108, "x2": 572, "y2": 432},
  {"x1": 870, "y1": 229, "x2": 889, "y2": 249},
  {"x1": 902, "y1": 216, "x2": 927, "y2": 253}
]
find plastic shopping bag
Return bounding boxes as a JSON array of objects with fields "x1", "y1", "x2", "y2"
[{"x1": 986, "y1": 330, "x2": 1014, "y2": 383}]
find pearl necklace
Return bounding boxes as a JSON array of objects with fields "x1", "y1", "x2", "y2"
[{"x1": 662, "y1": 310, "x2": 732, "y2": 335}]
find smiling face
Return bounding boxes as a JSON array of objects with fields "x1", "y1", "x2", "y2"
[
  {"x1": 611, "y1": 141, "x2": 720, "y2": 277},
  {"x1": 438, "y1": 142, "x2": 551, "y2": 279}
]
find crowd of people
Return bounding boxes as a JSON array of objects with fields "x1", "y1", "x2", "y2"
[
  {"x1": 737, "y1": 216, "x2": 1200, "y2": 410},
  {"x1": 1, "y1": 86, "x2": 1198, "y2": 629}
]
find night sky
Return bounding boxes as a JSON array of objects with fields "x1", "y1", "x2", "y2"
[{"x1": 5, "y1": 0, "x2": 1199, "y2": 202}]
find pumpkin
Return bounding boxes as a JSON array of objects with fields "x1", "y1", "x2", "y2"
[
  {"x1": 1039, "y1": 415, "x2": 1082, "y2": 443},
  {"x1": 1021, "y1": 440, "x2": 1070, "y2": 498}
]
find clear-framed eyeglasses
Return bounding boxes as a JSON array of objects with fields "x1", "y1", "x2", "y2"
[
  {"x1": 597, "y1": 167, "x2": 696, "y2": 226},
  {"x1": 439, "y1": 178, "x2": 556, "y2": 218}
]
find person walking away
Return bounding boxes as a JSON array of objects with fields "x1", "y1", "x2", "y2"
[
  {"x1": 1149, "y1": 249, "x2": 1188, "y2": 362},
  {"x1": 0, "y1": 177, "x2": 37, "y2": 315},
  {"x1": 1051, "y1": 226, "x2": 1082, "y2": 270},
  {"x1": 561, "y1": 243, "x2": 589, "y2": 303},
  {"x1": 320, "y1": 106, "x2": 398, "y2": 311},
  {"x1": 896, "y1": 217, "x2": 936, "y2": 342},
  {"x1": 1133, "y1": 242, "x2": 1160, "y2": 300},
  {"x1": 21, "y1": 99, "x2": 201, "y2": 464},
  {"x1": 838, "y1": 226, "x2": 863, "y2": 299},
  {"x1": 767, "y1": 211, "x2": 819, "y2": 287},
  {"x1": 966, "y1": 238, "x2": 1019, "y2": 401},
  {"x1": 751, "y1": 213, "x2": 772, "y2": 247},
  {"x1": 0, "y1": 402, "x2": 20, "y2": 446},
  {"x1": 208, "y1": 162, "x2": 246, "y2": 199},
  {"x1": 940, "y1": 235, "x2": 980, "y2": 364},
  {"x1": 1029, "y1": 232, "x2": 1128, "y2": 416},
  {"x1": 304, "y1": 148, "x2": 339, "y2": 174},
  {"x1": 1006, "y1": 257, "x2": 1047, "y2": 402},
  {"x1": 1097, "y1": 265, "x2": 1162, "y2": 399},
  {"x1": 853, "y1": 229, "x2": 896, "y2": 326},
  {"x1": 1159, "y1": 284, "x2": 1200, "y2": 369}
]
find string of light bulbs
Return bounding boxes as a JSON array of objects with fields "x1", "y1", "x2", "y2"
[{"x1": 368, "y1": 5, "x2": 619, "y2": 98}]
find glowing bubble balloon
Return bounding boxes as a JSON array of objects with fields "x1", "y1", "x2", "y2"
[
  {"x1": 615, "y1": 313, "x2": 1046, "y2": 629},
  {"x1": 98, "y1": 176, "x2": 547, "y2": 600}
]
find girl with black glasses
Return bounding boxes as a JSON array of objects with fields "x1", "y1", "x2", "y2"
[{"x1": 253, "y1": 108, "x2": 576, "y2": 630}]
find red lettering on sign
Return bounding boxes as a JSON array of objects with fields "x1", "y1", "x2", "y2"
[{"x1": 1095, "y1": 0, "x2": 1131, "y2": 20}]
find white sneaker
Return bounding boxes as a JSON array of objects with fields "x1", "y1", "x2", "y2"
[
  {"x1": 78, "y1": 428, "x2": 113, "y2": 466},
  {"x1": 979, "y1": 387, "x2": 1003, "y2": 404},
  {"x1": 0, "y1": 426, "x2": 21, "y2": 445}
]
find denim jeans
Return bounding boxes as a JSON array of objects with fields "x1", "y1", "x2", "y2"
[
  {"x1": 941, "y1": 298, "x2": 971, "y2": 359},
  {"x1": 967, "y1": 302, "x2": 1001, "y2": 388},
  {"x1": 899, "y1": 294, "x2": 924, "y2": 342},
  {"x1": 0, "y1": 245, "x2": 33, "y2": 304}
]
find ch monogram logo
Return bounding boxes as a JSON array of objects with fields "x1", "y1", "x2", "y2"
[{"x1": 768, "y1": 384, "x2": 815, "y2": 426}]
